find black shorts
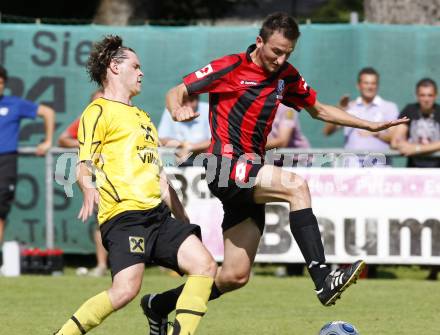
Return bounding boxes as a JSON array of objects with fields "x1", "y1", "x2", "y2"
[
  {"x1": 100, "y1": 202, "x2": 201, "y2": 278},
  {"x1": 0, "y1": 153, "x2": 18, "y2": 220},
  {"x1": 204, "y1": 155, "x2": 265, "y2": 235}
]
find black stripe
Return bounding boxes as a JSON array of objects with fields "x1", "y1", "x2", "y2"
[
  {"x1": 80, "y1": 104, "x2": 103, "y2": 157},
  {"x1": 80, "y1": 114, "x2": 86, "y2": 143},
  {"x1": 209, "y1": 93, "x2": 223, "y2": 155},
  {"x1": 227, "y1": 66, "x2": 285, "y2": 158},
  {"x1": 103, "y1": 174, "x2": 121, "y2": 202},
  {"x1": 175, "y1": 309, "x2": 206, "y2": 317},
  {"x1": 251, "y1": 90, "x2": 278, "y2": 155},
  {"x1": 227, "y1": 89, "x2": 259, "y2": 157},
  {"x1": 96, "y1": 165, "x2": 121, "y2": 202},
  {"x1": 289, "y1": 92, "x2": 311, "y2": 99},
  {"x1": 100, "y1": 185, "x2": 121, "y2": 203},
  {"x1": 90, "y1": 141, "x2": 102, "y2": 158},
  {"x1": 186, "y1": 55, "x2": 242, "y2": 95},
  {"x1": 288, "y1": 85, "x2": 311, "y2": 99},
  {"x1": 283, "y1": 73, "x2": 301, "y2": 85},
  {"x1": 281, "y1": 101, "x2": 300, "y2": 111},
  {"x1": 70, "y1": 316, "x2": 86, "y2": 335},
  {"x1": 89, "y1": 104, "x2": 103, "y2": 144}
]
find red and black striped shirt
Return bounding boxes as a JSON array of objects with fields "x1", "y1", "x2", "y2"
[{"x1": 183, "y1": 44, "x2": 317, "y2": 161}]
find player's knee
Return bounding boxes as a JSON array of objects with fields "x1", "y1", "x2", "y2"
[
  {"x1": 221, "y1": 270, "x2": 251, "y2": 289},
  {"x1": 230, "y1": 273, "x2": 250, "y2": 289},
  {"x1": 286, "y1": 174, "x2": 310, "y2": 198},
  {"x1": 111, "y1": 282, "x2": 141, "y2": 308},
  {"x1": 190, "y1": 255, "x2": 217, "y2": 277},
  {"x1": 203, "y1": 257, "x2": 218, "y2": 277}
]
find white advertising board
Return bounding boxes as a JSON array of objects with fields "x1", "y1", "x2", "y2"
[{"x1": 165, "y1": 167, "x2": 440, "y2": 264}]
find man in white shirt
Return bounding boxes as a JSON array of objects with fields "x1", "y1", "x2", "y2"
[{"x1": 323, "y1": 67, "x2": 399, "y2": 166}]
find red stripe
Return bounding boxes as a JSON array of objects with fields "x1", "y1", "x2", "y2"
[
  {"x1": 209, "y1": 92, "x2": 244, "y2": 157},
  {"x1": 238, "y1": 86, "x2": 276, "y2": 160}
]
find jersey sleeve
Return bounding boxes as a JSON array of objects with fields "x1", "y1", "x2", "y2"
[
  {"x1": 281, "y1": 67, "x2": 317, "y2": 111},
  {"x1": 17, "y1": 98, "x2": 38, "y2": 119},
  {"x1": 78, "y1": 104, "x2": 107, "y2": 162},
  {"x1": 183, "y1": 54, "x2": 241, "y2": 95}
]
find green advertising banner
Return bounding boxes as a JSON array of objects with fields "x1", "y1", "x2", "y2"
[{"x1": 1, "y1": 23, "x2": 440, "y2": 253}]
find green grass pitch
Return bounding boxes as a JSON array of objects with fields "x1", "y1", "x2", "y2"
[{"x1": 1, "y1": 266, "x2": 439, "y2": 334}]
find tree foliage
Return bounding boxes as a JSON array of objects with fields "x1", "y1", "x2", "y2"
[{"x1": 309, "y1": 0, "x2": 364, "y2": 23}]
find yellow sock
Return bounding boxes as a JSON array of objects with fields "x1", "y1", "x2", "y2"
[
  {"x1": 169, "y1": 275, "x2": 214, "y2": 335},
  {"x1": 55, "y1": 291, "x2": 114, "y2": 335}
]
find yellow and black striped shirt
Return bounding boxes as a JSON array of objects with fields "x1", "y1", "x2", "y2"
[{"x1": 78, "y1": 98, "x2": 162, "y2": 225}]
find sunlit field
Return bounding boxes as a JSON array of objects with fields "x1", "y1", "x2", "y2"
[{"x1": 1, "y1": 266, "x2": 439, "y2": 335}]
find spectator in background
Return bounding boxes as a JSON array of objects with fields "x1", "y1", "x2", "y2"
[
  {"x1": 0, "y1": 65, "x2": 55, "y2": 248},
  {"x1": 323, "y1": 67, "x2": 399, "y2": 166},
  {"x1": 57, "y1": 89, "x2": 108, "y2": 277},
  {"x1": 266, "y1": 103, "x2": 310, "y2": 150},
  {"x1": 158, "y1": 94, "x2": 210, "y2": 164},
  {"x1": 392, "y1": 78, "x2": 440, "y2": 280},
  {"x1": 392, "y1": 78, "x2": 440, "y2": 166},
  {"x1": 266, "y1": 103, "x2": 311, "y2": 167}
]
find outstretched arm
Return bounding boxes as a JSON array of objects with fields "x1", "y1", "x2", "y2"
[
  {"x1": 305, "y1": 100, "x2": 409, "y2": 132},
  {"x1": 322, "y1": 95, "x2": 349, "y2": 136}
]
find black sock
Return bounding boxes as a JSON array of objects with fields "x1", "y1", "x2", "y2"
[
  {"x1": 151, "y1": 282, "x2": 223, "y2": 316},
  {"x1": 289, "y1": 208, "x2": 330, "y2": 289}
]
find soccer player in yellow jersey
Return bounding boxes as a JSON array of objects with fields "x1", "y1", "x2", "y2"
[{"x1": 54, "y1": 35, "x2": 217, "y2": 335}]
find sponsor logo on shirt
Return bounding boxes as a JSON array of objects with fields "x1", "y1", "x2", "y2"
[
  {"x1": 240, "y1": 80, "x2": 258, "y2": 85},
  {"x1": 195, "y1": 64, "x2": 213, "y2": 78},
  {"x1": 276, "y1": 79, "x2": 285, "y2": 99},
  {"x1": 0, "y1": 107, "x2": 9, "y2": 116}
]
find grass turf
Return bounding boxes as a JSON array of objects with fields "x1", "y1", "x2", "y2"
[{"x1": 1, "y1": 266, "x2": 439, "y2": 334}]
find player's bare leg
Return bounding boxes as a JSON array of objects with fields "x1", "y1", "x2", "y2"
[
  {"x1": 214, "y1": 218, "x2": 261, "y2": 293},
  {"x1": 253, "y1": 164, "x2": 365, "y2": 306}
]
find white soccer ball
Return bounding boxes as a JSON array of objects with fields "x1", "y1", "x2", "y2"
[{"x1": 319, "y1": 321, "x2": 359, "y2": 335}]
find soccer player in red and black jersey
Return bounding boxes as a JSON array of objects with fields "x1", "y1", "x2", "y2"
[{"x1": 141, "y1": 13, "x2": 409, "y2": 332}]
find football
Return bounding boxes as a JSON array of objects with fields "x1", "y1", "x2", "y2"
[{"x1": 319, "y1": 321, "x2": 359, "y2": 335}]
